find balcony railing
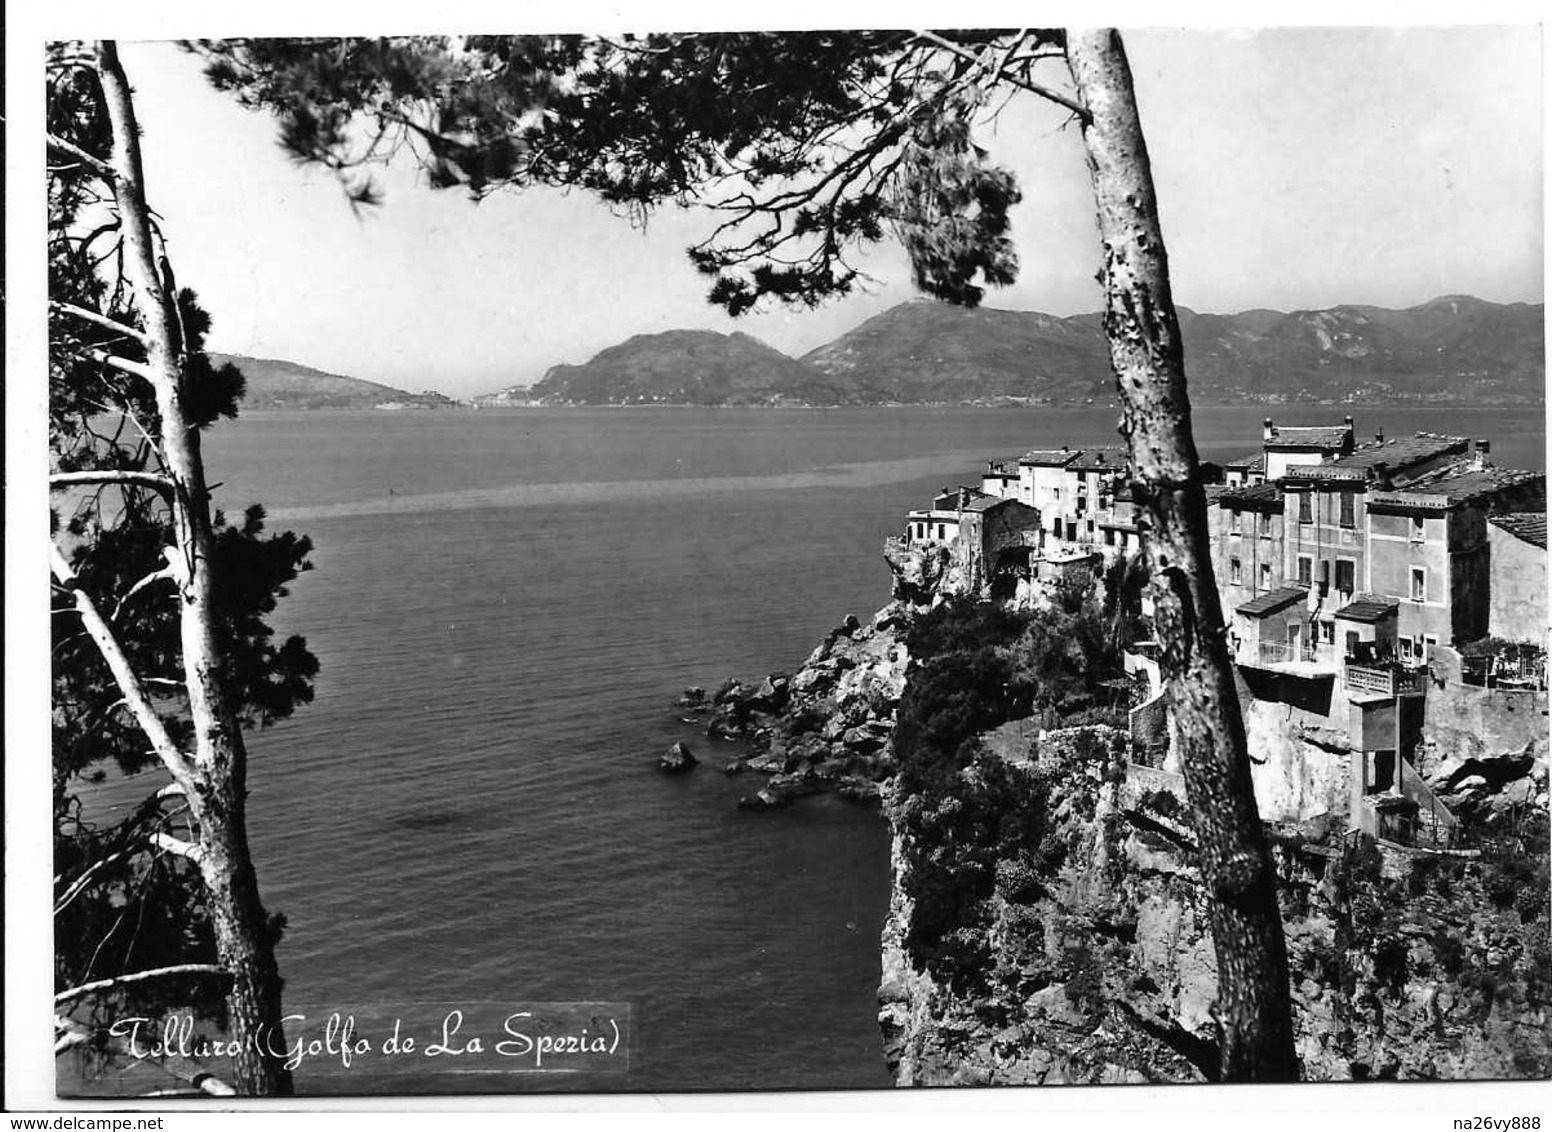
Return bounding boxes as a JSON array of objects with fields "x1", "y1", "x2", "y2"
[
  {"x1": 1345, "y1": 661, "x2": 1426, "y2": 697},
  {"x1": 1257, "y1": 640, "x2": 1319, "y2": 666}
]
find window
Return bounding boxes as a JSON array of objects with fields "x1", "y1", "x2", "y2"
[
  {"x1": 937, "y1": 523, "x2": 946, "y2": 540},
  {"x1": 1230, "y1": 558, "x2": 1242, "y2": 585},
  {"x1": 1345, "y1": 630, "x2": 1360, "y2": 657},
  {"x1": 1320, "y1": 621, "x2": 1335, "y2": 645},
  {"x1": 1230, "y1": 509, "x2": 1242, "y2": 533},
  {"x1": 1296, "y1": 555, "x2": 1313, "y2": 586},
  {"x1": 1410, "y1": 567, "x2": 1426, "y2": 602},
  {"x1": 1410, "y1": 515, "x2": 1425, "y2": 542},
  {"x1": 1335, "y1": 559, "x2": 1356, "y2": 598},
  {"x1": 1399, "y1": 637, "x2": 1415, "y2": 661},
  {"x1": 1298, "y1": 493, "x2": 1313, "y2": 523},
  {"x1": 1257, "y1": 511, "x2": 1271, "y2": 536},
  {"x1": 1424, "y1": 634, "x2": 1438, "y2": 657},
  {"x1": 1339, "y1": 491, "x2": 1356, "y2": 529},
  {"x1": 1259, "y1": 562, "x2": 1272, "y2": 589},
  {"x1": 1104, "y1": 529, "x2": 1115, "y2": 547}
]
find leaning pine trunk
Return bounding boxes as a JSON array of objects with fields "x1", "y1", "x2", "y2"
[
  {"x1": 1064, "y1": 28, "x2": 1300, "y2": 1082},
  {"x1": 96, "y1": 40, "x2": 293, "y2": 1096}
]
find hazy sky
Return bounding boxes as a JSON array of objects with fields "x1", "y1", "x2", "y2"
[{"x1": 116, "y1": 26, "x2": 1543, "y2": 398}]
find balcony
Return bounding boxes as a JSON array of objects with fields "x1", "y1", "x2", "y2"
[
  {"x1": 1236, "y1": 639, "x2": 1333, "y2": 679},
  {"x1": 1258, "y1": 640, "x2": 1318, "y2": 666},
  {"x1": 1345, "y1": 661, "x2": 1426, "y2": 697}
]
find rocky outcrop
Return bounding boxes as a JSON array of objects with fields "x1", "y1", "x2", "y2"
[
  {"x1": 688, "y1": 540, "x2": 959, "y2": 809},
  {"x1": 699, "y1": 602, "x2": 914, "y2": 808},
  {"x1": 880, "y1": 724, "x2": 1552, "y2": 1086},
  {"x1": 657, "y1": 741, "x2": 699, "y2": 773},
  {"x1": 883, "y1": 538, "x2": 965, "y2": 604},
  {"x1": 1428, "y1": 738, "x2": 1549, "y2": 825}
]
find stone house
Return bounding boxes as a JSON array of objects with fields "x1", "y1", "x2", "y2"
[
  {"x1": 901, "y1": 486, "x2": 1043, "y2": 598},
  {"x1": 1260, "y1": 416, "x2": 1356, "y2": 478},
  {"x1": 981, "y1": 460, "x2": 1020, "y2": 500},
  {"x1": 1280, "y1": 433, "x2": 1475, "y2": 660},
  {"x1": 1213, "y1": 480, "x2": 1286, "y2": 618},
  {"x1": 1364, "y1": 463, "x2": 1544, "y2": 655},
  {"x1": 1222, "y1": 451, "x2": 1266, "y2": 489},
  {"x1": 1487, "y1": 512, "x2": 1548, "y2": 647},
  {"x1": 1017, "y1": 448, "x2": 1085, "y2": 540},
  {"x1": 956, "y1": 495, "x2": 1044, "y2": 593}
]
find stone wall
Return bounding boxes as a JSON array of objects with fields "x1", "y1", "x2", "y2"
[
  {"x1": 1420, "y1": 662, "x2": 1549, "y2": 776},
  {"x1": 1489, "y1": 525, "x2": 1548, "y2": 646}
]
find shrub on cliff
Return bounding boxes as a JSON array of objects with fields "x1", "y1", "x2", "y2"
[
  {"x1": 905, "y1": 594, "x2": 1032, "y2": 660},
  {"x1": 895, "y1": 741, "x2": 1056, "y2": 989},
  {"x1": 891, "y1": 594, "x2": 1124, "y2": 989}
]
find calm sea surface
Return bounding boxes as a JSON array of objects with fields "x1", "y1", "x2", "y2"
[{"x1": 87, "y1": 404, "x2": 1545, "y2": 1096}]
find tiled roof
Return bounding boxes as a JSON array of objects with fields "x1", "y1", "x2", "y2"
[
  {"x1": 1067, "y1": 447, "x2": 1129, "y2": 471},
  {"x1": 961, "y1": 495, "x2": 1025, "y2": 514},
  {"x1": 1386, "y1": 466, "x2": 1544, "y2": 505},
  {"x1": 1265, "y1": 425, "x2": 1352, "y2": 450},
  {"x1": 1219, "y1": 481, "x2": 1283, "y2": 509},
  {"x1": 1236, "y1": 585, "x2": 1309, "y2": 618},
  {"x1": 1290, "y1": 433, "x2": 1470, "y2": 481},
  {"x1": 1223, "y1": 451, "x2": 1266, "y2": 471},
  {"x1": 1490, "y1": 511, "x2": 1548, "y2": 549},
  {"x1": 1335, "y1": 594, "x2": 1399, "y2": 624},
  {"x1": 1019, "y1": 448, "x2": 1084, "y2": 467}
]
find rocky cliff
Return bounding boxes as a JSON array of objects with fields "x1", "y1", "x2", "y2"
[
  {"x1": 692, "y1": 534, "x2": 1550, "y2": 1087},
  {"x1": 877, "y1": 720, "x2": 1552, "y2": 1086}
]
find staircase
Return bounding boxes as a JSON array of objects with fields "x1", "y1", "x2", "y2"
[{"x1": 1367, "y1": 756, "x2": 1461, "y2": 850}]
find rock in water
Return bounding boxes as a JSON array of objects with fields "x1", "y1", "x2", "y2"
[{"x1": 658, "y1": 741, "x2": 699, "y2": 773}]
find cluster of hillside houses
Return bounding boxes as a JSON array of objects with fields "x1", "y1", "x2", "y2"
[{"x1": 900, "y1": 417, "x2": 1548, "y2": 845}]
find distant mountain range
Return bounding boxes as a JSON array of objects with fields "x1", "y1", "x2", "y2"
[
  {"x1": 209, "y1": 354, "x2": 416, "y2": 409},
  {"x1": 479, "y1": 294, "x2": 1543, "y2": 408},
  {"x1": 518, "y1": 329, "x2": 856, "y2": 406}
]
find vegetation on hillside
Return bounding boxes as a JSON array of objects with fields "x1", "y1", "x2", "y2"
[{"x1": 890, "y1": 580, "x2": 1135, "y2": 989}]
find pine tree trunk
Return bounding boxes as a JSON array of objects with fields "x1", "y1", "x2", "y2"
[
  {"x1": 1064, "y1": 28, "x2": 1300, "y2": 1082},
  {"x1": 95, "y1": 39, "x2": 293, "y2": 1096}
]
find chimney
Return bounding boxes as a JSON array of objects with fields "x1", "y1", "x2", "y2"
[
  {"x1": 1375, "y1": 427, "x2": 1385, "y2": 445},
  {"x1": 1344, "y1": 415, "x2": 1354, "y2": 430},
  {"x1": 1475, "y1": 438, "x2": 1491, "y2": 469},
  {"x1": 1264, "y1": 417, "x2": 1275, "y2": 442}
]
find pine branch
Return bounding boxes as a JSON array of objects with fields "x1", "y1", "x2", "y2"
[
  {"x1": 50, "y1": 542, "x2": 196, "y2": 791},
  {"x1": 111, "y1": 559, "x2": 181, "y2": 620},
  {"x1": 80, "y1": 348, "x2": 158, "y2": 383},
  {"x1": 49, "y1": 299, "x2": 150, "y2": 345},
  {"x1": 53, "y1": 850, "x2": 133, "y2": 916},
  {"x1": 912, "y1": 30, "x2": 1090, "y2": 121},
  {"x1": 55, "y1": 963, "x2": 227, "y2": 1007},
  {"x1": 49, "y1": 470, "x2": 175, "y2": 496},
  {"x1": 150, "y1": 831, "x2": 205, "y2": 864},
  {"x1": 46, "y1": 132, "x2": 118, "y2": 181}
]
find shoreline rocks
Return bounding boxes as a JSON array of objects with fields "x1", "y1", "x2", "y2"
[
  {"x1": 686, "y1": 598, "x2": 918, "y2": 811},
  {"x1": 657, "y1": 740, "x2": 699, "y2": 773}
]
